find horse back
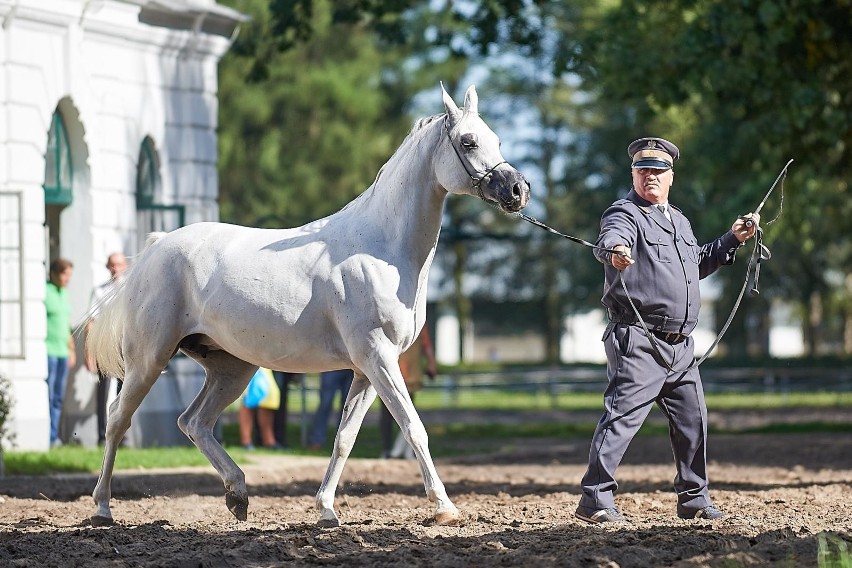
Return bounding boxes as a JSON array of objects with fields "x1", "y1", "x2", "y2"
[{"x1": 134, "y1": 222, "x2": 421, "y2": 370}]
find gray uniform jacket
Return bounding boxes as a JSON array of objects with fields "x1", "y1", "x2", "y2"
[{"x1": 594, "y1": 189, "x2": 743, "y2": 336}]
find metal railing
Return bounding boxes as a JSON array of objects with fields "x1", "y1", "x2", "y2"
[{"x1": 420, "y1": 365, "x2": 852, "y2": 400}]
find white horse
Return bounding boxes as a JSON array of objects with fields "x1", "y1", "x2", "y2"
[{"x1": 86, "y1": 84, "x2": 530, "y2": 528}]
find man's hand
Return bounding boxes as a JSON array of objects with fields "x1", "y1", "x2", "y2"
[
  {"x1": 732, "y1": 212, "x2": 761, "y2": 242},
  {"x1": 610, "y1": 245, "x2": 635, "y2": 271},
  {"x1": 426, "y1": 362, "x2": 437, "y2": 380}
]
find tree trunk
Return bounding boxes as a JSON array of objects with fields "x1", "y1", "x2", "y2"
[
  {"x1": 543, "y1": 250, "x2": 561, "y2": 365},
  {"x1": 452, "y1": 239, "x2": 471, "y2": 363},
  {"x1": 844, "y1": 273, "x2": 852, "y2": 354},
  {"x1": 803, "y1": 290, "x2": 823, "y2": 356},
  {"x1": 539, "y1": 129, "x2": 561, "y2": 364}
]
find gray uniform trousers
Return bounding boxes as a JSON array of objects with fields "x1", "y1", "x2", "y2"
[{"x1": 579, "y1": 322, "x2": 712, "y2": 514}]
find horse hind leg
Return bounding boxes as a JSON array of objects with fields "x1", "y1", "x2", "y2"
[
  {"x1": 178, "y1": 349, "x2": 256, "y2": 521},
  {"x1": 91, "y1": 352, "x2": 171, "y2": 526},
  {"x1": 315, "y1": 371, "x2": 377, "y2": 527}
]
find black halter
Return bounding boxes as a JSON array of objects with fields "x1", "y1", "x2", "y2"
[{"x1": 443, "y1": 116, "x2": 507, "y2": 203}]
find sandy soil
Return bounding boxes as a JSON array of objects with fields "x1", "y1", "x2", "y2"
[{"x1": 2, "y1": 420, "x2": 851, "y2": 567}]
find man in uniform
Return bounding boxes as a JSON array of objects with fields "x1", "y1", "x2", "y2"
[
  {"x1": 86, "y1": 252, "x2": 128, "y2": 445},
  {"x1": 575, "y1": 137, "x2": 759, "y2": 524}
]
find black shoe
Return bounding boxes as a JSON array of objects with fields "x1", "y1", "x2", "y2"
[
  {"x1": 575, "y1": 505, "x2": 626, "y2": 524},
  {"x1": 678, "y1": 505, "x2": 724, "y2": 520}
]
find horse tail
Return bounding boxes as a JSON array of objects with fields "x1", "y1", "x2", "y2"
[{"x1": 85, "y1": 232, "x2": 168, "y2": 379}]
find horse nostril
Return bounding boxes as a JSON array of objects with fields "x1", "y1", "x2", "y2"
[{"x1": 511, "y1": 182, "x2": 523, "y2": 202}]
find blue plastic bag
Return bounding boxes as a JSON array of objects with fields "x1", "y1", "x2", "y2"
[{"x1": 243, "y1": 368, "x2": 270, "y2": 409}]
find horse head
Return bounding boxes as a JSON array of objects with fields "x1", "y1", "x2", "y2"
[{"x1": 438, "y1": 84, "x2": 530, "y2": 213}]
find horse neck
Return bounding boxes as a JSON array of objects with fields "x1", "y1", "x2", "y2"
[{"x1": 348, "y1": 117, "x2": 447, "y2": 270}]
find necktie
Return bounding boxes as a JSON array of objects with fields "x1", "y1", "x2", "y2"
[{"x1": 657, "y1": 203, "x2": 671, "y2": 222}]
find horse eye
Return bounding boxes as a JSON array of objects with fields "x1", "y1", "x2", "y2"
[{"x1": 461, "y1": 134, "x2": 478, "y2": 149}]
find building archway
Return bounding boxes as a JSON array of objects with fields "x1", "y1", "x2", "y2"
[
  {"x1": 43, "y1": 98, "x2": 91, "y2": 268},
  {"x1": 43, "y1": 110, "x2": 73, "y2": 263},
  {"x1": 136, "y1": 136, "x2": 184, "y2": 251}
]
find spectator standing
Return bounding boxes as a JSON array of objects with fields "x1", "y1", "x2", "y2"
[
  {"x1": 270, "y1": 371, "x2": 302, "y2": 448},
  {"x1": 308, "y1": 369, "x2": 353, "y2": 450},
  {"x1": 379, "y1": 326, "x2": 437, "y2": 459},
  {"x1": 239, "y1": 367, "x2": 283, "y2": 450},
  {"x1": 86, "y1": 252, "x2": 128, "y2": 445},
  {"x1": 45, "y1": 258, "x2": 75, "y2": 448}
]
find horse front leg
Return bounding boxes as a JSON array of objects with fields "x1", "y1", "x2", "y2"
[
  {"x1": 315, "y1": 371, "x2": 376, "y2": 527},
  {"x1": 358, "y1": 349, "x2": 460, "y2": 526}
]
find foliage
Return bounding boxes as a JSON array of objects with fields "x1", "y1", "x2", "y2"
[
  {"x1": 442, "y1": 0, "x2": 851, "y2": 356},
  {"x1": 818, "y1": 532, "x2": 852, "y2": 568},
  {"x1": 218, "y1": 0, "x2": 413, "y2": 227},
  {"x1": 568, "y1": 0, "x2": 852, "y2": 354},
  {"x1": 266, "y1": 0, "x2": 549, "y2": 58},
  {"x1": 0, "y1": 374, "x2": 13, "y2": 451}
]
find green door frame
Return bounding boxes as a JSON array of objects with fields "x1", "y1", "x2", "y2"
[{"x1": 43, "y1": 112, "x2": 73, "y2": 205}]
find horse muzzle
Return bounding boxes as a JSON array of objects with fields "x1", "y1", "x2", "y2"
[{"x1": 487, "y1": 169, "x2": 530, "y2": 212}]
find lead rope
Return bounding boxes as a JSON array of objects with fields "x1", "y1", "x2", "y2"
[
  {"x1": 620, "y1": 229, "x2": 765, "y2": 373},
  {"x1": 516, "y1": 203, "x2": 774, "y2": 374}
]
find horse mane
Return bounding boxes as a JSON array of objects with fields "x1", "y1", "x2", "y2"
[
  {"x1": 337, "y1": 113, "x2": 447, "y2": 216},
  {"x1": 411, "y1": 114, "x2": 444, "y2": 132}
]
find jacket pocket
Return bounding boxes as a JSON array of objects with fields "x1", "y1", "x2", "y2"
[
  {"x1": 681, "y1": 235, "x2": 701, "y2": 264},
  {"x1": 642, "y1": 228, "x2": 672, "y2": 263}
]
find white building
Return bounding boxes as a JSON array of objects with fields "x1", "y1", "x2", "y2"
[{"x1": 0, "y1": 0, "x2": 245, "y2": 451}]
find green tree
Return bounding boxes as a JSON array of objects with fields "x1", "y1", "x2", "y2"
[
  {"x1": 432, "y1": 1, "x2": 621, "y2": 363},
  {"x1": 568, "y1": 0, "x2": 852, "y2": 355},
  {"x1": 0, "y1": 374, "x2": 14, "y2": 475},
  {"x1": 218, "y1": 0, "x2": 415, "y2": 227},
  {"x1": 266, "y1": 0, "x2": 549, "y2": 57}
]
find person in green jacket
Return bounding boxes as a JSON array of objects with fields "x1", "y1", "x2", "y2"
[{"x1": 46, "y1": 258, "x2": 75, "y2": 448}]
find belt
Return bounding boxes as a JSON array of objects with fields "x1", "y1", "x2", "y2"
[
  {"x1": 651, "y1": 330, "x2": 689, "y2": 345},
  {"x1": 608, "y1": 310, "x2": 687, "y2": 335},
  {"x1": 607, "y1": 310, "x2": 673, "y2": 328}
]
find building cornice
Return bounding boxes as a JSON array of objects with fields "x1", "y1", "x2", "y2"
[
  {"x1": 129, "y1": 0, "x2": 249, "y2": 39},
  {"x1": 0, "y1": 1, "x2": 248, "y2": 58}
]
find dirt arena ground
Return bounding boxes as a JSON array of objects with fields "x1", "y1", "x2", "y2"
[{"x1": 2, "y1": 410, "x2": 851, "y2": 567}]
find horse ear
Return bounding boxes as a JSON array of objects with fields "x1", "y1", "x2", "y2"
[
  {"x1": 463, "y1": 85, "x2": 478, "y2": 115},
  {"x1": 441, "y1": 82, "x2": 461, "y2": 123}
]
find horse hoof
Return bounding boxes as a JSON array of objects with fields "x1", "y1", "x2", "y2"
[
  {"x1": 225, "y1": 491, "x2": 248, "y2": 521},
  {"x1": 91, "y1": 515, "x2": 114, "y2": 527},
  {"x1": 317, "y1": 517, "x2": 340, "y2": 528},
  {"x1": 428, "y1": 510, "x2": 461, "y2": 526}
]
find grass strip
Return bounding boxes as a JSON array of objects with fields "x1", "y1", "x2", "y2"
[{"x1": 3, "y1": 418, "x2": 850, "y2": 476}]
